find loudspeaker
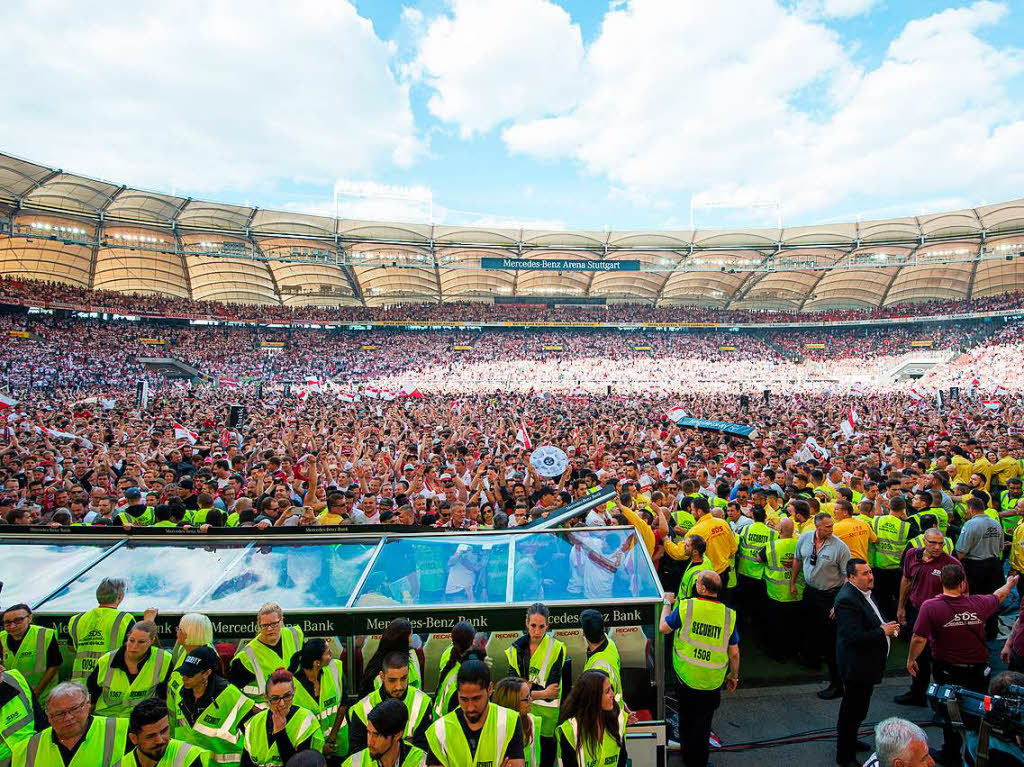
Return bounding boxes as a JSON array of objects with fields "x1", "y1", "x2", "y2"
[
  {"x1": 950, "y1": 386, "x2": 960, "y2": 401},
  {"x1": 228, "y1": 404, "x2": 246, "y2": 428},
  {"x1": 135, "y1": 379, "x2": 149, "y2": 409}
]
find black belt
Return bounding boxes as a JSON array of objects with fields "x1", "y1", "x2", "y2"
[
  {"x1": 935, "y1": 660, "x2": 987, "y2": 669},
  {"x1": 805, "y1": 585, "x2": 840, "y2": 594}
]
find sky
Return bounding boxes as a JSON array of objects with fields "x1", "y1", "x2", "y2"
[{"x1": 0, "y1": 0, "x2": 1022, "y2": 231}]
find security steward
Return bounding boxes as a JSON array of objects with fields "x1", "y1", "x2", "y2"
[
  {"x1": 659, "y1": 570, "x2": 739, "y2": 767},
  {"x1": 955, "y1": 496, "x2": 1006, "y2": 640},
  {"x1": 579, "y1": 610, "x2": 622, "y2": 699},
  {"x1": 735, "y1": 505, "x2": 774, "y2": 630},
  {"x1": 908, "y1": 564, "x2": 1018, "y2": 763},
  {"x1": 1, "y1": 604, "x2": 62, "y2": 702},
  {"x1": 870, "y1": 497, "x2": 913, "y2": 620},
  {"x1": 289, "y1": 639, "x2": 347, "y2": 761},
  {"x1": 12, "y1": 680, "x2": 131, "y2": 767},
  {"x1": 229, "y1": 604, "x2": 304, "y2": 703},
  {"x1": 167, "y1": 646, "x2": 256, "y2": 764},
  {"x1": 87, "y1": 621, "x2": 171, "y2": 719},
  {"x1": 893, "y1": 527, "x2": 959, "y2": 707},
  {"x1": 111, "y1": 697, "x2": 209, "y2": 767},
  {"x1": 343, "y1": 699, "x2": 426, "y2": 767},
  {"x1": 348, "y1": 652, "x2": 432, "y2": 755},
  {"x1": 425, "y1": 660, "x2": 524, "y2": 767},
  {"x1": 241, "y1": 669, "x2": 324, "y2": 767},
  {"x1": 68, "y1": 578, "x2": 152, "y2": 682},
  {"x1": 505, "y1": 603, "x2": 566, "y2": 767},
  {"x1": 0, "y1": 662, "x2": 45, "y2": 766},
  {"x1": 758, "y1": 518, "x2": 803, "y2": 660},
  {"x1": 677, "y1": 536, "x2": 713, "y2": 600},
  {"x1": 997, "y1": 478, "x2": 1024, "y2": 540}
]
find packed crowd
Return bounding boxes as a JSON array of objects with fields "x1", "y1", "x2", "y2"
[
  {"x1": 5, "y1": 306, "x2": 1021, "y2": 397},
  {"x1": 3, "y1": 276, "x2": 1024, "y2": 325}
]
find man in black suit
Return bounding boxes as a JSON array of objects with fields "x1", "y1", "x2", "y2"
[{"x1": 834, "y1": 558, "x2": 901, "y2": 767}]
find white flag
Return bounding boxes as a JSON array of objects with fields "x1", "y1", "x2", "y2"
[{"x1": 173, "y1": 422, "x2": 198, "y2": 445}]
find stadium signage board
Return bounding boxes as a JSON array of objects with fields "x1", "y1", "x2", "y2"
[
  {"x1": 668, "y1": 416, "x2": 758, "y2": 440},
  {"x1": 719, "y1": 346, "x2": 736, "y2": 351},
  {"x1": 633, "y1": 345, "x2": 653, "y2": 351},
  {"x1": 34, "y1": 605, "x2": 658, "y2": 640},
  {"x1": 911, "y1": 340, "x2": 934, "y2": 347},
  {"x1": 453, "y1": 345, "x2": 473, "y2": 350},
  {"x1": 140, "y1": 337, "x2": 166, "y2": 344},
  {"x1": 361, "y1": 345, "x2": 378, "y2": 350},
  {"x1": 7, "y1": 330, "x2": 31, "y2": 338},
  {"x1": 542, "y1": 345, "x2": 564, "y2": 351},
  {"x1": 260, "y1": 341, "x2": 287, "y2": 348},
  {"x1": 481, "y1": 257, "x2": 641, "y2": 272},
  {"x1": 804, "y1": 343, "x2": 826, "y2": 349}
]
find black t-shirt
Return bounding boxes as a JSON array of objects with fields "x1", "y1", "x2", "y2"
[{"x1": 426, "y1": 708, "x2": 524, "y2": 766}]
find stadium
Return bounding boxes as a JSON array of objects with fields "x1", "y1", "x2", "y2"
[{"x1": 2, "y1": 4, "x2": 1024, "y2": 765}]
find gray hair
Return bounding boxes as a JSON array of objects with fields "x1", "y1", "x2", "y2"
[
  {"x1": 874, "y1": 717, "x2": 928, "y2": 766},
  {"x1": 258, "y1": 602, "x2": 283, "y2": 620},
  {"x1": 178, "y1": 613, "x2": 213, "y2": 646},
  {"x1": 46, "y1": 681, "x2": 88, "y2": 710},
  {"x1": 96, "y1": 577, "x2": 126, "y2": 605}
]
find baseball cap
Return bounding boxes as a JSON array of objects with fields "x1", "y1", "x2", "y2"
[
  {"x1": 179, "y1": 646, "x2": 220, "y2": 676},
  {"x1": 124, "y1": 487, "x2": 142, "y2": 501}
]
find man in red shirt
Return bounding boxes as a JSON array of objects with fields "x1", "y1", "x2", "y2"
[
  {"x1": 894, "y1": 529, "x2": 959, "y2": 706},
  {"x1": 909, "y1": 563, "x2": 1018, "y2": 763}
]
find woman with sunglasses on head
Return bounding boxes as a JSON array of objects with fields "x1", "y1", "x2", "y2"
[
  {"x1": 241, "y1": 668, "x2": 324, "y2": 767},
  {"x1": 492, "y1": 677, "x2": 542, "y2": 767}
]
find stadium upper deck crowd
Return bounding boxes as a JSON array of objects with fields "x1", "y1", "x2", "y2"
[{"x1": 3, "y1": 276, "x2": 1024, "y2": 325}]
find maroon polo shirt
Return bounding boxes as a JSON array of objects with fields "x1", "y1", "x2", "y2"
[
  {"x1": 913, "y1": 593, "x2": 1000, "y2": 664},
  {"x1": 902, "y1": 551, "x2": 961, "y2": 610}
]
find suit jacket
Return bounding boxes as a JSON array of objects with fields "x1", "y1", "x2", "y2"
[{"x1": 834, "y1": 581, "x2": 889, "y2": 685}]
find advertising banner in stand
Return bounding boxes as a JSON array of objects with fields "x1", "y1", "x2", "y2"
[
  {"x1": 668, "y1": 415, "x2": 759, "y2": 440},
  {"x1": 482, "y1": 257, "x2": 641, "y2": 272}
]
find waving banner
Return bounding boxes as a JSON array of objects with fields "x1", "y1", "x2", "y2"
[{"x1": 666, "y1": 414, "x2": 758, "y2": 440}]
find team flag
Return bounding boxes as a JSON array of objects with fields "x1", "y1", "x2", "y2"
[
  {"x1": 218, "y1": 377, "x2": 239, "y2": 389},
  {"x1": 840, "y1": 406, "x2": 859, "y2": 439},
  {"x1": 173, "y1": 422, "x2": 198, "y2": 444},
  {"x1": 516, "y1": 419, "x2": 532, "y2": 450},
  {"x1": 665, "y1": 406, "x2": 688, "y2": 422},
  {"x1": 0, "y1": 393, "x2": 18, "y2": 409}
]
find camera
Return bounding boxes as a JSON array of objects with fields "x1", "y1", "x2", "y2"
[{"x1": 929, "y1": 683, "x2": 1024, "y2": 765}]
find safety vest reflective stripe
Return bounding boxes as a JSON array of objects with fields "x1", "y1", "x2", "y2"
[
  {"x1": 22, "y1": 717, "x2": 122, "y2": 767},
  {"x1": 426, "y1": 705, "x2": 514, "y2": 767},
  {"x1": 525, "y1": 713, "x2": 542, "y2": 767},
  {"x1": 241, "y1": 646, "x2": 263, "y2": 697},
  {"x1": 405, "y1": 691, "x2": 427, "y2": 738},
  {"x1": 69, "y1": 610, "x2": 132, "y2": 680},
  {"x1": 191, "y1": 692, "x2": 251, "y2": 745},
  {"x1": 0, "y1": 672, "x2": 33, "y2": 742},
  {"x1": 558, "y1": 710, "x2": 626, "y2": 767},
  {"x1": 238, "y1": 628, "x2": 301, "y2": 698}
]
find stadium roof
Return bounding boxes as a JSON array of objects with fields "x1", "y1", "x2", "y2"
[{"x1": 1, "y1": 150, "x2": 1023, "y2": 309}]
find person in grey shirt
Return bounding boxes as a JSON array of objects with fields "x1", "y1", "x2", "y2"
[
  {"x1": 791, "y1": 512, "x2": 852, "y2": 699},
  {"x1": 956, "y1": 495, "x2": 1005, "y2": 640},
  {"x1": 926, "y1": 472, "x2": 955, "y2": 519}
]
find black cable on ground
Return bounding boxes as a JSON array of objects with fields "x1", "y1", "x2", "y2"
[{"x1": 709, "y1": 719, "x2": 936, "y2": 752}]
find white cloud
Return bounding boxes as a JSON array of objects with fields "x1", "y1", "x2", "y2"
[
  {"x1": 498, "y1": 0, "x2": 1024, "y2": 221},
  {"x1": 796, "y1": 0, "x2": 881, "y2": 19},
  {"x1": 0, "y1": 0, "x2": 423, "y2": 196},
  {"x1": 411, "y1": 0, "x2": 584, "y2": 137}
]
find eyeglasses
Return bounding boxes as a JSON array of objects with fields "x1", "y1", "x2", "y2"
[
  {"x1": 258, "y1": 619, "x2": 282, "y2": 630},
  {"x1": 267, "y1": 691, "x2": 294, "y2": 704},
  {"x1": 2, "y1": 615, "x2": 28, "y2": 626},
  {"x1": 49, "y1": 700, "x2": 88, "y2": 720}
]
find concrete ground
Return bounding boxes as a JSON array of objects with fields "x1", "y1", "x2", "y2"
[{"x1": 700, "y1": 677, "x2": 934, "y2": 766}]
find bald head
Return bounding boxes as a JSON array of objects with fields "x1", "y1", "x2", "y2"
[
  {"x1": 777, "y1": 517, "x2": 794, "y2": 537},
  {"x1": 696, "y1": 570, "x2": 723, "y2": 597}
]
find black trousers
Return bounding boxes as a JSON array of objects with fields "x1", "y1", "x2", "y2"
[
  {"x1": 907, "y1": 603, "x2": 932, "y2": 699},
  {"x1": 676, "y1": 682, "x2": 721, "y2": 767},
  {"x1": 872, "y1": 567, "x2": 901, "y2": 620},
  {"x1": 763, "y1": 599, "x2": 801, "y2": 659},
  {"x1": 933, "y1": 660, "x2": 989, "y2": 762},
  {"x1": 963, "y1": 557, "x2": 1004, "y2": 639},
  {"x1": 836, "y1": 680, "x2": 875, "y2": 762},
  {"x1": 736, "y1": 574, "x2": 765, "y2": 631},
  {"x1": 539, "y1": 735, "x2": 556, "y2": 767},
  {"x1": 802, "y1": 585, "x2": 841, "y2": 688}
]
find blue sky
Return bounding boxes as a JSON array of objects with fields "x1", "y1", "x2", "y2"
[{"x1": 1, "y1": 0, "x2": 1022, "y2": 231}]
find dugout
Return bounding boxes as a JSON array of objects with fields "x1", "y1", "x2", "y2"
[{"x1": 0, "y1": 524, "x2": 667, "y2": 766}]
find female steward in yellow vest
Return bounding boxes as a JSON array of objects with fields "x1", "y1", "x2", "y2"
[
  {"x1": 505, "y1": 603, "x2": 565, "y2": 767},
  {"x1": 425, "y1": 660, "x2": 524, "y2": 767},
  {"x1": 288, "y1": 639, "x2": 348, "y2": 761},
  {"x1": 0, "y1": 603, "x2": 63, "y2": 702},
  {"x1": 111, "y1": 697, "x2": 209, "y2": 767},
  {"x1": 167, "y1": 646, "x2": 256, "y2": 765},
  {"x1": 167, "y1": 613, "x2": 214, "y2": 708},
  {"x1": 87, "y1": 621, "x2": 171, "y2": 719},
  {"x1": 556, "y1": 670, "x2": 628, "y2": 767},
  {"x1": 241, "y1": 668, "x2": 323, "y2": 767},
  {"x1": 432, "y1": 622, "x2": 481, "y2": 719},
  {"x1": 342, "y1": 698, "x2": 426, "y2": 767},
  {"x1": 492, "y1": 677, "x2": 542, "y2": 767},
  {"x1": 229, "y1": 604, "x2": 304, "y2": 703},
  {"x1": 361, "y1": 619, "x2": 422, "y2": 697}
]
